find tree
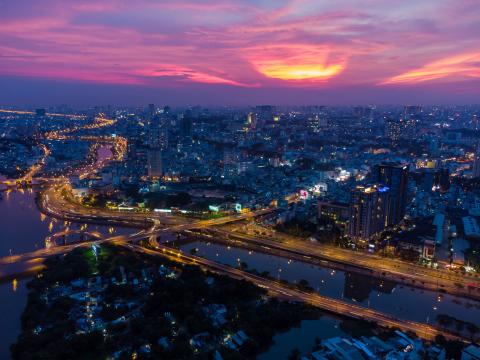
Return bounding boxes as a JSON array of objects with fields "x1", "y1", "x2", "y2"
[
  {"x1": 467, "y1": 323, "x2": 479, "y2": 340},
  {"x1": 288, "y1": 348, "x2": 301, "y2": 360}
]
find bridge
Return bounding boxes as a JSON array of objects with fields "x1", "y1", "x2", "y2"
[
  {"x1": 45, "y1": 229, "x2": 103, "y2": 247},
  {"x1": 126, "y1": 242, "x2": 469, "y2": 342},
  {"x1": 0, "y1": 109, "x2": 87, "y2": 120}
]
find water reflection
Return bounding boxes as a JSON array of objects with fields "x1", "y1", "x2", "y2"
[
  {"x1": 0, "y1": 278, "x2": 29, "y2": 358},
  {"x1": 0, "y1": 189, "x2": 135, "y2": 359},
  {"x1": 344, "y1": 273, "x2": 396, "y2": 303},
  {"x1": 0, "y1": 190, "x2": 133, "y2": 257},
  {"x1": 180, "y1": 240, "x2": 480, "y2": 327}
]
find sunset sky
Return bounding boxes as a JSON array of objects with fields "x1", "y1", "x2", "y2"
[{"x1": 0, "y1": 0, "x2": 479, "y2": 105}]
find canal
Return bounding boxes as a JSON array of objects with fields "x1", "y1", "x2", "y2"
[{"x1": 179, "y1": 240, "x2": 480, "y2": 329}]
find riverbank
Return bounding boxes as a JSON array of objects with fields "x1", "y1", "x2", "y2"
[{"x1": 11, "y1": 245, "x2": 335, "y2": 359}]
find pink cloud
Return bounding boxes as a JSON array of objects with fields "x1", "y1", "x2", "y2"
[
  {"x1": 382, "y1": 52, "x2": 480, "y2": 85},
  {"x1": 0, "y1": 0, "x2": 478, "y2": 91}
]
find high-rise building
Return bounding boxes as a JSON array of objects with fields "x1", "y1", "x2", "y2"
[
  {"x1": 246, "y1": 112, "x2": 257, "y2": 129},
  {"x1": 148, "y1": 115, "x2": 168, "y2": 150},
  {"x1": 385, "y1": 115, "x2": 417, "y2": 141},
  {"x1": 307, "y1": 106, "x2": 328, "y2": 133},
  {"x1": 403, "y1": 105, "x2": 422, "y2": 119},
  {"x1": 147, "y1": 149, "x2": 163, "y2": 178},
  {"x1": 348, "y1": 184, "x2": 390, "y2": 242},
  {"x1": 373, "y1": 162, "x2": 409, "y2": 226},
  {"x1": 147, "y1": 113, "x2": 167, "y2": 178},
  {"x1": 180, "y1": 114, "x2": 193, "y2": 139},
  {"x1": 147, "y1": 104, "x2": 156, "y2": 120},
  {"x1": 472, "y1": 115, "x2": 479, "y2": 131},
  {"x1": 401, "y1": 118, "x2": 417, "y2": 138},
  {"x1": 385, "y1": 119, "x2": 401, "y2": 141}
]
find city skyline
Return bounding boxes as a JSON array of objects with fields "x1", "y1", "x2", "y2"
[
  {"x1": 2, "y1": 1, "x2": 480, "y2": 358},
  {"x1": 1, "y1": 103, "x2": 480, "y2": 359},
  {"x1": 1, "y1": 0, "x2": 479, "y2": 105}
]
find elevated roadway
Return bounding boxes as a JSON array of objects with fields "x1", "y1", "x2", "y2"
[
  {"x1": 127, "y1": 242, "x2": 467, "y2": 342},
  {"x1": 207, "y1": 227, "x2": 480, "y2": 300}
]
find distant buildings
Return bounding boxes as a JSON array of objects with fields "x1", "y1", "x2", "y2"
[
  {"x1": 255, "y1": 105, "x2": 276, "y2": 126},
  {"x1": 35, "y1": 108, "x2": 46, "y2": 117}
]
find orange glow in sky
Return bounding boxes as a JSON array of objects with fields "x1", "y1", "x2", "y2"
[
  {"x1": 250, "y1": 45, "x2": 345, "y2": 82},
  {"x1": 256, "y1": 62, "x2": 344, "y2": 81},
  {"x1": 0, "y1": 0, "x2": 479, "y2": 103}
]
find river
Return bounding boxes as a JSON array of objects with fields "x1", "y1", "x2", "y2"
[
  {"x1": 0, "y1": 189, "x2": 133, "y2": 358},
  {"x1": 179, "y1": 240, "x2": 480, "y2": 328},
  {"x1": 2, "y1": 191, "x2": 478, "y2": 358}
]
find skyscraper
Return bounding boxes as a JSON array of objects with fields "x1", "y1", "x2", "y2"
[
  {"x1": 246, "y1": 112, "x2": 257, "y2": 129},
  {"x1": 348, "y1": 184, "x2": 389, "y2": 242},
  {"x1": 373, "y1": 162, "x2": 409, "y2": 226},
  {"x1": 180, "y1": 113, "x2": 193, "y2": 139},
  {"x1": 148, "y1": 115, "x2": 168, "y2": 150},
  {"x1": 403, "y1": 105, "x2": 422, "y2": 119},
  {"x1": 147, "y1": 113, "x2": 168, "y2": 178},
  {"x1": 385, "y1": 119, "x2": 401, "y2": 141},
  {"x1": 307, "y1": 106, "x2": 328, "y2": 133},
  {"x1": 147, "y1": 149, "x2": 163, "y2": 178},
  {"x1": 147, "y1": 103, "x2": 156, "y2": 120}
]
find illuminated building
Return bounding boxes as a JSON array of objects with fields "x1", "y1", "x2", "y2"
[
  {"x1": 385, "y1": 117, "x2": 417, "y2": 140},
  {"x1": 308, "y1": 114, "x2": 322, "y2": 132},
  {"x1": 245, "y1": 112, "x2": 257, "y2": 130},
  {"x1": 373, "y1": 162, "x2": 409, "y2": 226},
  {"x1": 246, "y1": 112, "x2": 253, "y2": 125},
  {"x1": 348, "y1": 184, "x2": 389, "y2": 242},
  {"x1": 385, "y1": 119, "x2": 401, "y2": 141},
  {"x1": 318, "y1": 200, "x2": 349, "y2": 231},
  {"x1": 148, "y1": 115, "x2": 168, "y2": 150},
  {"x1": 307, "y1": 106, "x2": 328, "y2": 133},
  {"x1": 147, "y1": 112, "x2": 168, "y2": 178},
  {"x1": 472, "y1": 143, "x2": 480, "y2": 178}
]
